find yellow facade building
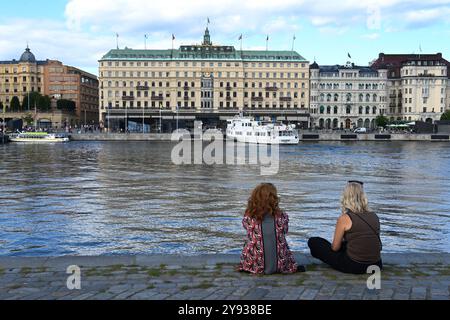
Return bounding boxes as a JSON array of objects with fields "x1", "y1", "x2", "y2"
[{"x1": 98, "y1": 29, "x2": 310, "y2": 132}]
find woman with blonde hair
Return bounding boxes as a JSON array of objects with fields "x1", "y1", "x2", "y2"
[
  {"x1": 238, "y1": 183, "x2": 305, "y2": 274},
  {"x1": 308, "y1": 181, "x2": 383, "y2": 274}
]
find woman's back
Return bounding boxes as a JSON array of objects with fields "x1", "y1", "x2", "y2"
[{"x1": 344, "y1": 210, "x2": 381, "y2": 264}]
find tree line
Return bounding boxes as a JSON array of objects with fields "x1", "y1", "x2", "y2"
[{"x1": 1, "y1": 93, "x2": 76, "y2": 113}]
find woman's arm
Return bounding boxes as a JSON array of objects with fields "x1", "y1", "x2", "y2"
[{"x1": 331, "y1": 214, "x2": 351, "y2": 252}]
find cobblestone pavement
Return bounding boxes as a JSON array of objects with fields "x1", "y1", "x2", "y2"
[{"x1": 0, "y1": 254, "x2": 448, "y2": 300}]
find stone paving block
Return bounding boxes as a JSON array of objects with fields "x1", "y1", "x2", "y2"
[
  {"x1": 410, "y1": 287, "x2": 427, "y2": 300},
  {"x1": 241, "y1": 288, "x2": 269, "y2": 300},
  {"x1": 299, "y1": 289, "x2": 319, "y2": 300}
]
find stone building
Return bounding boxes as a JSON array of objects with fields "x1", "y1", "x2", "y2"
[
  {"x1": 371, "y1": 53, "x2": 450, "y2": 123},
  {"x1": 0, "y1": 47, "x2": 99, "y2": 127},
  {"x1": 309, "y1": 61, "x2": 388, "y2": 129},
  {"x1": 98, "y1": 28, "x2": 310, "y2": 132}
]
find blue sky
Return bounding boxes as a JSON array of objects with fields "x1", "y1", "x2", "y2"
[{"x1": 1, "y1": 0, "x2": 449, "y2": 75}]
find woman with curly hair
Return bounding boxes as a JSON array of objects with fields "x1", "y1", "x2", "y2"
[{"x1": 238, "y1": 183, "x2": 305, "y2": 274}]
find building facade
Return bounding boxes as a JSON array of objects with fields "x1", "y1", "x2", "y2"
[
  {"x1": 309, "y1": 61, "x2": 388, "y2": 129},
  {"x1": 0, "y1": 47, "x2": 99, "y2": 127},
  {"x1": 371, "y1": 53, "x2": 450, "y2": 123},
  {"x1": 43, "y1": 60, "x2": 99, "y2": 124},
  {"x1": 98, "y1": 29, "x2": 310, "y2": 132}
]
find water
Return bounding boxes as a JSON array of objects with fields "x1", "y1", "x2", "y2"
[{"x1": 0, "y1": 141, "x2": 449, "y2": 256}]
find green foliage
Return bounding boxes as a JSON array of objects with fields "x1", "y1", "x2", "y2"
[
  {"x1": 10, "y1": 96, "x2": 21, "y2": 112},
  {"x1": 57, "y1": 99, "x2": 76, "y2": 112},
  {"x1": 375, "y1": 115, "x2": 389, "y2": 128},
  {"x1": 441, "y1": 110, "x2": 450, "y2": 121},
  {"x1": 22, "y1": 113, "x2": 34, "y2": 126},
  {"x1": 38, "y1": 95, "x2": 52, "y2": 112},
  {"x1": 22, "y1": 92, "x2": 52, "y2": 112}
]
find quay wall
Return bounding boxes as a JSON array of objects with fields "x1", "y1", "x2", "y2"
[{"x1": 70, "y1": 133, "x2": 450, "y2": 142}]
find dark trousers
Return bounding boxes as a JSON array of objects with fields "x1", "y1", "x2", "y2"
[{"x1": 308, "y1": 237, "x2": 382, "y2": 275}]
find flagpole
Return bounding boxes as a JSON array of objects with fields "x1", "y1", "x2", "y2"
[
  {"x1": 266, "y1": 36, "x2": 269, "y2": 51},
  {"x1": 116, "y1": 33, "x2": 119, "y2": 50},
  {"x1": 292, "y1": 35, "x2": 296, "y2": 52},
  {"x1": 144, "y1": 35, "x2": 147, "y2": 50}
]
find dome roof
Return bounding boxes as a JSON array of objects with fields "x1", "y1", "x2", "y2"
[
  {"x1": 310, "y1": 61, "x2": 319, "y2": 69},
  {"x1": 19, "y1": 47, "x2": 36, "y2": 63}
]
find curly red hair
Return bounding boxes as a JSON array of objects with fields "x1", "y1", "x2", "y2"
[{"x1": 245, "y1": 183, "x2": 280, "y2": 221}]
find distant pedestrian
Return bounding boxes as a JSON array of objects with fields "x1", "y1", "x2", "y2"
[
  {"x1": 308, "y1": 181, "x2": 383, "y2": 274},
  {"x1": 238, "y1": 183, "x2": 305, "y2": 275}
]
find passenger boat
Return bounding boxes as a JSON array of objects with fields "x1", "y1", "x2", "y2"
[
  {"x1": 9, "y1": 132, "x2": 70, "y2": 143},
  {"x1": 226, "y1": 116, "x2": 299, "y2": 144}
]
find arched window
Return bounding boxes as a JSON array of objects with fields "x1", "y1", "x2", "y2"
[
  {"x1": 320, "y1": 106, "x2": 325, "y2": 114},
  {"x1": 346, "y1": 106, "x2": 351, "y2": 114},
  {"x1": 334, "y1": 94, "x2": 339, "y2": 102},
  {"x1": 346, "y1": 93, "x2": 352, "y2": 102},
  {"x1": 366, "y1": 106, "x2": 370, "y2": 114},
  {"x1": 373, "y1": 106, "x2": 377, "y2": 114},
  {"x1": 327, "y1": 106, "x2": 331, "y2": 114},
  {"x1": 359, "y1": 106, "x2": 363, "y2": 114},
  {"x1": 334, "y1": 106, "x2": 338, "y2": 114}
]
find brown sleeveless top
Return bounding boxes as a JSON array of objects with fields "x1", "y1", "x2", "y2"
[{"x1": 344, "y1": 210, "x2": 382, "y2": 264}]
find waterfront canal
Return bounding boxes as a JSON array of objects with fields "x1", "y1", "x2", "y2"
[{"x1": 0, "y1": 141, "x2": 449, "y2": 256}]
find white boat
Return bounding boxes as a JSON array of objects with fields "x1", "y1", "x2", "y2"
[
  {"x1": 226, "y1": 116, "x2": 299, "y2": 144},
  {"x1": 9, "y1": 132, "x2": 70, "y2": 143}
]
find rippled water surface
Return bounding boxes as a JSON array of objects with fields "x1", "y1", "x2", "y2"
[{"x1": 0, "y1": 141, "x2": 449, "y2": 256}]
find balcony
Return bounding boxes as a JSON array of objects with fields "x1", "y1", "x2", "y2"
[
  {"x1": 251, "y1": 96, "x2": 263, "y2": 102},
  {"x1": 183, "y1": 96, "x2": 190, "y2": 101},
  {"x1": 225, "y1": 86, "x2": 232, "y2": 91},
  {"x1": 280, "y1": 97, "x2": 292, "y2": 102},
  {"x1": 265, "y1": 86, "x2": 278, "y2": 92},
  {"x1": 122, "y1": 95, "x2": 135, "y2": 101},
  {"x1": 151, "y1": 95, "x2": 164, "y2": 101},
  {"x1": 226, "y1": 97, "x2": 232, "y2": 101},
  {"x1": 183, "y1": 86, "x2": 190, "y2": 90},
  {"x1": 136, "y1": 86, "x2": 149, "y2": 91}
]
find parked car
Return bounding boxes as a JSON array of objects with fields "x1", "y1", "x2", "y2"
[{"x1": 354, "y1": 127, "x2": 367, "y2": 133}]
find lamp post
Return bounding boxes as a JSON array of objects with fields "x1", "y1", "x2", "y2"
[
  {"x1": 176, "y1": 104, "x2": 179, "y2": 131},
  {"x1": 142, "y1": 102, "x2": 145, "y2": 134}
]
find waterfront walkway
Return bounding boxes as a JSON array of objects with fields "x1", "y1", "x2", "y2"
[{"x1": 0, "y1": 253, "x2": 448, "y2": 300}]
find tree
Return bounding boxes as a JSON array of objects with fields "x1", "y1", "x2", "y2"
[
  {"x1": 22, "y1": 92, "x2": 38, "y2": 111},
  {"x1": 375, "y1": 115, "x2": 389, "y2": 128},
  {"x1": 441, "y1": 110, "x2": 450, "y2": 121},
  {"x1": 0, "y1": 101, "x2": 4, "y2": 113},
  {"x1": 10, "y1": 96, "x2": 21, "y2": 112},
  {"x1": 38, "y1": 95, "x2": 51, "y2": 112},
  {"x1": 57, "y1": 99, "x2": 76, "y2": 113},
  {"x1": 22, "y1": 113, "x2": 34, "y2": 126}
]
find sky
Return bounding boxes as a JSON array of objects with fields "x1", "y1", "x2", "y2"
[{"x1": 0, "y1": 0, "x2": 449, "y2": 75}]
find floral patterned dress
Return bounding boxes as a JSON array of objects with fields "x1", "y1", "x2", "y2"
[{"x1": 238, "y1": 210, "x2": 298, "y2": 274}]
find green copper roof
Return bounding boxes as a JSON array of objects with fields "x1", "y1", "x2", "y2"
[
  {"x1": 100, "y1": 29, "x2": 308, "y2": 63},
  {"x1": 100, "y1": 47, "x2": 307, "y2": 62}
]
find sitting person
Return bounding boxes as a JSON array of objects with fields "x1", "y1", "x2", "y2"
[
  {"x1": 308, "y1": 181, "x2": 383, "y2": 274},
  {"x1": 238, "y1": 183, "x2": 304, "y2": 274}
]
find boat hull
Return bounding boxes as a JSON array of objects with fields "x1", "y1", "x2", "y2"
[
  {"x1": 10, "y1": 138, "x2": 70, "y2": 143},
  {"x1": 228, "y1": 135, "x2": 299, "y2": 145}
]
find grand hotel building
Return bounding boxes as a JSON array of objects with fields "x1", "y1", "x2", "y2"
[{"x1": 98, "y1": 28, "x2": 310, "y2": 132}]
